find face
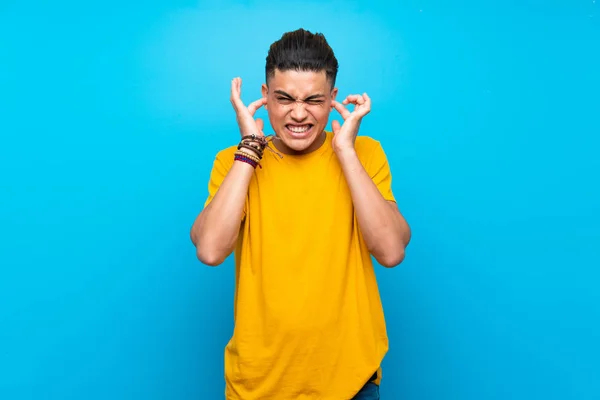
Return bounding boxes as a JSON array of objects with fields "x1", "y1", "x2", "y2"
[{"x1": 262, "y1": 69, "x2": 337, "y2": 155}]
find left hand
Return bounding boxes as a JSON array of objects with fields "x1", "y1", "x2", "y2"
[{"x1": 331, "y1": 93, "x2": 371, "y2": 153}]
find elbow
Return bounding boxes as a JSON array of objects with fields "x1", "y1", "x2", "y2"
[
  {"x1": 195, "y1": 246, "x2": 226, "y2": 266},
  {"x1": 373, "y1": 217, "x2": 411, "y2": 268},
  {"x1": 377, "y1": 249, "x2": 405, "y2": 268},
  {"x1": 191, "y1": 229, "x2": 228, "y2": 266},
  {"x1": 374, "y1": 244, "x2": 406, "y2": 268},
  {"x1": 190, "y1": 218, "x2": 227, "y2": 266},
  {"x1": 379, "y1": 226, "x2": 412, "y2": 267}
]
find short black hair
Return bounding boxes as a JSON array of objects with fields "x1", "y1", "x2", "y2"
[{"x1": 265, "y1": 28, "x2": 339, "y2": 88}]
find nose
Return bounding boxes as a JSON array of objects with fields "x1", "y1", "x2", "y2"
[{"x1": 290, "y1": 101, "x2": 308, "y2": 121}]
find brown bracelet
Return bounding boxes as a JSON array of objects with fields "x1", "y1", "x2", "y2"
[
  {"x1": 240, "y1": 140, "x2": 263, "y2": 152},
  {"x1": 241, "y1": 134, "x2": 268, "y2": 151},
  {"x1": 234, "y1": 150, "x2": 261, "y2": 169},
  {"x1": 241, "y1": 134, "x2": 268, "y2": 147},
  {"x1": 238, "y1": 143, "x2": 263, "y2": 158},
  {"x1": 235, "y1": 149, "x2": 260, "y2": 162},
  {"x1": 237, "y1": 134, "x2": 284, "y2": 160}
]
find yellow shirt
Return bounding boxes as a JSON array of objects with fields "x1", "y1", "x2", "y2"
[{"x1": 204, "y1": 131, "x2": 396, "y2": 399}]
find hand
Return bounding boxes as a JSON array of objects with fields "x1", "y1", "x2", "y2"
[
  {"x1": 331, "y1": 93, "x2": 371, "y2": 153},
  {"x1": 230, "y1": 77, "x2": 267, "y2": 137}
]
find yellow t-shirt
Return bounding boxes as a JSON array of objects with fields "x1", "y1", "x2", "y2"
[{"x1": 204, "y1": 130, "x2": 396, "y2": 400}]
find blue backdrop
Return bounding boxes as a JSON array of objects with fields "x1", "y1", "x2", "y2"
[{"x1": 1, "y1": 1, "x2": 599, "y2": 399}]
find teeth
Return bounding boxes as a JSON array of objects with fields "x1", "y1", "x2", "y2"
[{"x1": 288, "y1": 125, "x2": 310, "y2": 133}]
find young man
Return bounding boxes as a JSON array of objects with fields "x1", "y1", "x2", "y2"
[{"x1": 190, "y1": 29, "x2": 411, "y2": 400}]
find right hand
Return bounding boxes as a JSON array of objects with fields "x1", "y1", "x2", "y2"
[{"x1": 230, "y1": 77, "x2": 267, "y2": 138}]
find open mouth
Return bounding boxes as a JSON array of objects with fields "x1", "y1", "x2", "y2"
[{"x1": 285, "y1": 124, "x2": 314, "y2": 137}]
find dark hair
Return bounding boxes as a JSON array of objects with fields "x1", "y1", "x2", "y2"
[{"x1": 265, "y1": 28, "x2": 339, "y2": 88}]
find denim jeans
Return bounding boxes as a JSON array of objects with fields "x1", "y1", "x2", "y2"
[{"x1": 352, "y1": 382, "x2": 380, "y2": 400}]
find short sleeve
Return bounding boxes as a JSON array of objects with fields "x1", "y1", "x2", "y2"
[
  {"x1": 203, "y1": 147, "x2": 247, "y2": 218},
  {"x1": 365, "y1": 140, "x2": 396, "y2": 203}
]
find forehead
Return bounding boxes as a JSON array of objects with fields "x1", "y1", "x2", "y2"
[{"x1": 268, "y1": 69, "x2": 330, "y2": 96}]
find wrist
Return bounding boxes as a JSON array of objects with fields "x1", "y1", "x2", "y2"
[
  {"x1": 238, "y1": 134, "x2": 267, "y2": 159},
  {"x1": 238, "y1": 147, "x2": 258, "y2": 156},
  {"x1": 334, "y1": 146, "x2": 357, "y2": 159},
  {"x1": 234, "y1": 152, "x2": 261, "y2": 169}
]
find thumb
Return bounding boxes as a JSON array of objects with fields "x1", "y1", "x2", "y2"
[
  {"x1": 332, "y1": 119, "x2": 341, "y2": 135},
  {"x1": 255, "y1": 118, "x2": 264, "y2": 134}
]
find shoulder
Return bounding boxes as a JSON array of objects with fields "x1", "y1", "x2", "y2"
[
  {"x1": 206, "y1": 145, "x2": 238, "y2": 178},
  {"x1": 212, "y1": 145, "x2": 238, "y2": 165},
  {"x1": 355, "y1": 135, "x2": 383, "y2": 152},
  {"x1": 215, "y1": 145, "x2": 238, "y2": 159},
  {"x1": 354, "y1": 135, "x2": 388, "y2": 163}
]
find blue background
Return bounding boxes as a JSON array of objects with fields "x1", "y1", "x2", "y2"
[{"x1": 1, "y1": 0, "x2": 599, "y2": 399}]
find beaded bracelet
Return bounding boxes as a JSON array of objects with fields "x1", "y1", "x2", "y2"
[
  {"x1": 235, "y1": 134, "x2": 283, "y2": 165},
  {"x1": 237, "y1": 142, "x2": 263, "y2": 159},
  {"x1": 234, "y1": 152, "x2": 261, "y2": 169},
  {"x1": 235, "y1": 149, "x2": 260, "y2": 163},
  {"x1": 241, "y1": 134, "x2": 269, "y2": 150}
]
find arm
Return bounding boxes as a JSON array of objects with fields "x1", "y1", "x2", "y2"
[
  {"x1": 190, "y1": 77, "x2": 266, "y2": 266},
  {"x1": 190, "y1": 159, "x2": 253, "y2": 266},
  {"x1": 336, "y1": 148, "x2": 411, "y2": 267},
  {"x1": 332, "y1": 93, "x2": 411, "y2": 268}
]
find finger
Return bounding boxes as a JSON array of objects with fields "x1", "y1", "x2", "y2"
[
  {"x1": 255, "y1": 118, "x2": 264, "y2": 133},
  {"x1": 332, "y1": 100, "x2": 351, "y2": 119},
  {"x1": 331, "y1": 119, "x2": 341, "y2": 134},
  {"x1": 331, "y1": 100, "x2": 351, "y2": 120},
  {"x1": 362, "y1": 92, "x2": 371, "y2": 110},
  {"x1": 342, "y1": 95, "x2": 356, "y2": 105},
  {"x1": 230, "y1": 77, "x2": 240, "y2": 100},
  {"x1": 349, "y1": 94, "x2": 363, "y2": 105},
  {"x1": 230, "y1": 77, "x2": 244, "y2": 110},
  {"x1": 247, "y1": 97, "x2": 267, "y2": 116},
  {"x1": 363, "y1": 92, "x2": 371, "y2": 105},
  {"x1": 353, "y1": 93, "x2": 371, "y2": 117},
  {"x1": 343, "y1": 94, "x2": 364, "y2": 105}
]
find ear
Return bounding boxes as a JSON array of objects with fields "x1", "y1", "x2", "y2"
[
  {"x1": 331, "y1": 87, "x2": 338, "y2": 102},
  {"x1": 261, "y1": 84, "x2": 269, "y2": 109}
]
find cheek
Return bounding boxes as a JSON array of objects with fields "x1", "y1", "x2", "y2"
[
  {"x1": 267, "y1": 102, "x2": 287, "y2": 119},
  {"x1": 312, "y1": 108, "x2": 332, "y2": 125},
  {"x1": 266, "y1": 109, "x2": 282, "y2": 125}
]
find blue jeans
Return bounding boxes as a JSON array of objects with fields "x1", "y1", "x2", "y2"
[{"x1": 352, "y1": 382, "x2": 380, "y2": 400}]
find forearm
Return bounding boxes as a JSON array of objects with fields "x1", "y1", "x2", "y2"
[
  {"x1": 336, "y1": 148, "x2": 411, "y2": 267},
  {"x1": 191, "y1": 160, "x2": 254, "y2": 265}
]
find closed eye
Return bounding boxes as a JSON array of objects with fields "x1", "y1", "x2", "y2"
[{"x1": 276, "y1": 97, "x2": 294, "y2": 104}]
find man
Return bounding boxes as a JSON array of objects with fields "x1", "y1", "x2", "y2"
[{"x1": 190, "y1": 28, "x2": 411, "y2": 400}]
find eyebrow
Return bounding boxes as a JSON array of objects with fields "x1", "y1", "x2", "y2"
[{"x1": 273, "y1": 90, "x2": 326, "y2": 101}]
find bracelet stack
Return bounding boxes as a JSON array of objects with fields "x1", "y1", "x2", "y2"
[
  {"x1": 234, "y1": 152, "x2": 261, "y2": 169},
  {"x1": 234, "y1": 134, "x2": 274, "y2": 169}
]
